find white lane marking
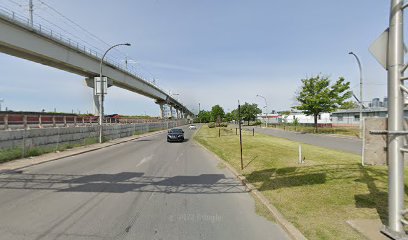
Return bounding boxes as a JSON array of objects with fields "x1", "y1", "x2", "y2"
[
  {"x1": 135, "y1": 155, "x2": 153, "y2": 168},
  {"x1": 176, "y1": 152, "x2": 184, "y2": 162}
]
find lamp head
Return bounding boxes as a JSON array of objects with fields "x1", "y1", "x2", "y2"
[{"x1": 348, "y1": 51, "x2": 353, "y2": 55}]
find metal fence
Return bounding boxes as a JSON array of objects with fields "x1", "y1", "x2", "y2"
[{"x1": 0, "y1": 113, "x2": 183, "y2": 130}]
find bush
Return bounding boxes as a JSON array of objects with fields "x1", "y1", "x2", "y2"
[
  {"x1": 220, "y1": 122, "x2": 228, "y2": 127},
  {"x1": 208, "y1": 122, "x2": 216, "y2": 128}
]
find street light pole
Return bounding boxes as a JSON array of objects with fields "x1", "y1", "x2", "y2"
[
  {"x1": 256, "y1": 94, "x2": 268, "y2": 127},
  {"x1": 348, "y1": 52, "x2": 363, "y2": 139},
  {"x1": 98, "y1": 43, "x2": 131, "y2": 143}
]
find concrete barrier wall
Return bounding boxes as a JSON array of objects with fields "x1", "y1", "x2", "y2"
[
  {"x1": 363, "y1": 117, "x2": 408, "y2": 165},
  {"x1": 0, "y1": 119, "x2": 188, "y2": 154}
]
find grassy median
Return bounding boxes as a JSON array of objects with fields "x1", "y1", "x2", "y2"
[{"x1": 194, "y1": 125, "x2": 408, "y2": 240}]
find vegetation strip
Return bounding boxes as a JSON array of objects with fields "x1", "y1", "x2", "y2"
[
  {"x1": 194, "y1": 125, "x2": 405, "y2": 240},
  {"x1": 195, "y1": 138, "x2": 307, "y2": 240}
]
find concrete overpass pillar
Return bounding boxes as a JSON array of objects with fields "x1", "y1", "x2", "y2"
[
  {"x1": 159, "y1": 103, "x2": 165, "y2": 119},
  {"x1": 85, "y1": 77, "x2": 112, "y2": 116},
  {"x1": 170, "y1": 105, "x2": 174, "y2": 119}
]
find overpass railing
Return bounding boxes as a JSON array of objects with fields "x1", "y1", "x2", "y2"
[
  {"x1": 0, "y1": 6, "x2": 176, "y2": 102},
  {"x1": 0, "y1": 113, "x2": 184, "y2": 130}
]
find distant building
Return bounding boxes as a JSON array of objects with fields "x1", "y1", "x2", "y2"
[
  {"x1": 282, "y1": 111, "x2": 331, "y2": 124},
  {"x1": 257, "y1": 113, "x2": 282, "y2": 124},
  {"x1": 331, "y1": 107, "x2": 393, "y2": 126}
]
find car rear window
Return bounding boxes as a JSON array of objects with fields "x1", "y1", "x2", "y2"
[{"x1": 169, "y1": 129, "x2": 183, "y2": 133}]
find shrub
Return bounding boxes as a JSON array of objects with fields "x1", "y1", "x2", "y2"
[
  {"x1": 208, "y1": 122, "x2": 216, "y2": 128},
  {"x1": 220, "y1": 122, "x2": 228, "y2": 127}
]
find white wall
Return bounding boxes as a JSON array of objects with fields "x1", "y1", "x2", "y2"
[{"x1": 283, "y1": 113, "x2": 331, "y2": 124}]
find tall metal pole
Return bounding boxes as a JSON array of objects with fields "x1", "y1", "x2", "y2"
[
  {"x1": 256, "y1": 94, "x2": 268, "y2": 127},
  {"x1": 348, "y1": 52, "x2": 363, "y2": 139},
  {"x1": 238, "y1": 100, "x2": 243, "y2": 170},
  {"x1": 198, "y1": 103, "x2": 201, "y2": 123},
  {"x1": 98, "y1": 43, "x2": 131, "y2": 143},
  {"x1": 29, "y1": 0, "x2": 33, "y2": 27},
  {"x1": 386, "y1": 0, "x2": 405, "y2": 235}
]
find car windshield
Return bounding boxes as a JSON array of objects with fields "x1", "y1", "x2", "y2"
[{"x1": 169, "y1": 129, "x2": 183, "y2": 133}]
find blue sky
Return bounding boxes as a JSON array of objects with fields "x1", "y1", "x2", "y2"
[{"x1": 0, "y1": 0, "x2": 394, "y2": 116}]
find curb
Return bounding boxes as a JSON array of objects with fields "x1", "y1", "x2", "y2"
[
  {"x1": 193, "y1": 139, "x2": 307, "y2": 240},
  {"x1": 1, "y1": 129, "x2": 169, "y2": 172}
]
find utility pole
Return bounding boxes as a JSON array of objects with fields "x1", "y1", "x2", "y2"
[
  {"x1": 29, "y1": 0, "x2": 33, "y2": 27},
  {"x1": 198, "y1": 103, "x2": 201, "y2": 123}
]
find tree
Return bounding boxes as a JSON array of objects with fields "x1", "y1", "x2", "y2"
[
  {"x1": 340, "y1": 100, "x2": 359, "y2": 110},
  {"x1": 240, "y1": 102, "x2": 262, "y2": 125},
  {"x1": 210, "y1": 105, "x2": 225, "y2": 122},
  {"x1": 224, "y1": 112, "x2": 234, "y2": 122},
  {"x1": 197, "y1": 110, "x2": 211, "y2": 123},
  {"x1": 294, "y1": 75, "x2": 352, "y2": 132}
]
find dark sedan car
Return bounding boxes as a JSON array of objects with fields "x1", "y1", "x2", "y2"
[{"x1": 167, "y1": 128, "x2": 184, "y2": 142}]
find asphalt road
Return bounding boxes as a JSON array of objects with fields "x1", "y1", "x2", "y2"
[
  {"x1": 246, "y1": 126, "x2": 362, "y2": 154},
  {"x1": 0, "y1": 126, "x2": 288, "y2": 240}
]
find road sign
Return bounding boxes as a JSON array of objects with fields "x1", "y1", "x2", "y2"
[
  {"x1": 94, "y1": 77, "x2": 107, "y2": 95},
  {"x1": 369, "y1": 29, "x2": 389, "y2": 70}
]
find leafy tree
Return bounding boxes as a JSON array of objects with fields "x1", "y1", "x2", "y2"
[
  {"x1": 240, "y1": 102, "x2": 262, "y2": 125},
  {"x1": 294, "y1": 75, "x2": 352, "y2": 131},
  {"x1": 224, "y1": 112, "x2": 234, "y2": 122},
  {"x1": 340, "y1": 100, "x2": 359, "y2": 110},
  {"x1": 197, "y1": 110, "x2": 211, "y2": 123},
  {"x1": 210, "y1": 105, "x2": 225, "y2": 122}
]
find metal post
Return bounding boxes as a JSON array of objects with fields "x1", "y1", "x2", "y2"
[
  {"x1": 238, "y1": 100, "x2": 243, "y2": 170},
  {"x1": 253, "y1": 128, "x2": 254, "y2": 136},
  {"x1": 349, "y1": 52, "x2": 363, "y2": 139},
  {"x1": 299, "y1": 144, "x2": 302, "y2": 164},
  {"x1": 198, "y1": 103, "x2": 201, "y2": 123},
  {"x1": 385, "y1": 0, "x2": 405, "y2": 236},
  {"x1": 219, "y1": 128, "x2": 221, "y2": 138}
]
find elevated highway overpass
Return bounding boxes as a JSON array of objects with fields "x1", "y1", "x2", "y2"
[{"x1": 0, "y1": 8, "x2": 194, "y2": 119}]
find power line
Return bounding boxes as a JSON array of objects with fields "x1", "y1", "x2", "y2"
[{"x1": 36, "y1": 0, "x2": 125, "y2": 56}]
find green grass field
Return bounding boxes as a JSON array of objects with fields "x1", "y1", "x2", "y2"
[{"x1": 194, "y1": 125, "x2": 408, "y2": 240}]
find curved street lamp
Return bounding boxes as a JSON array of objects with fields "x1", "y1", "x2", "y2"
[
  {"x1": 348, "y1": 51, "x2": 363, "y2": 140},
  {"x1": 256, "y1": 94, "x2": 268, "y2": 127},
  {"x1": 98, "y1": 43, "x2": 131, "y2": 143}
]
